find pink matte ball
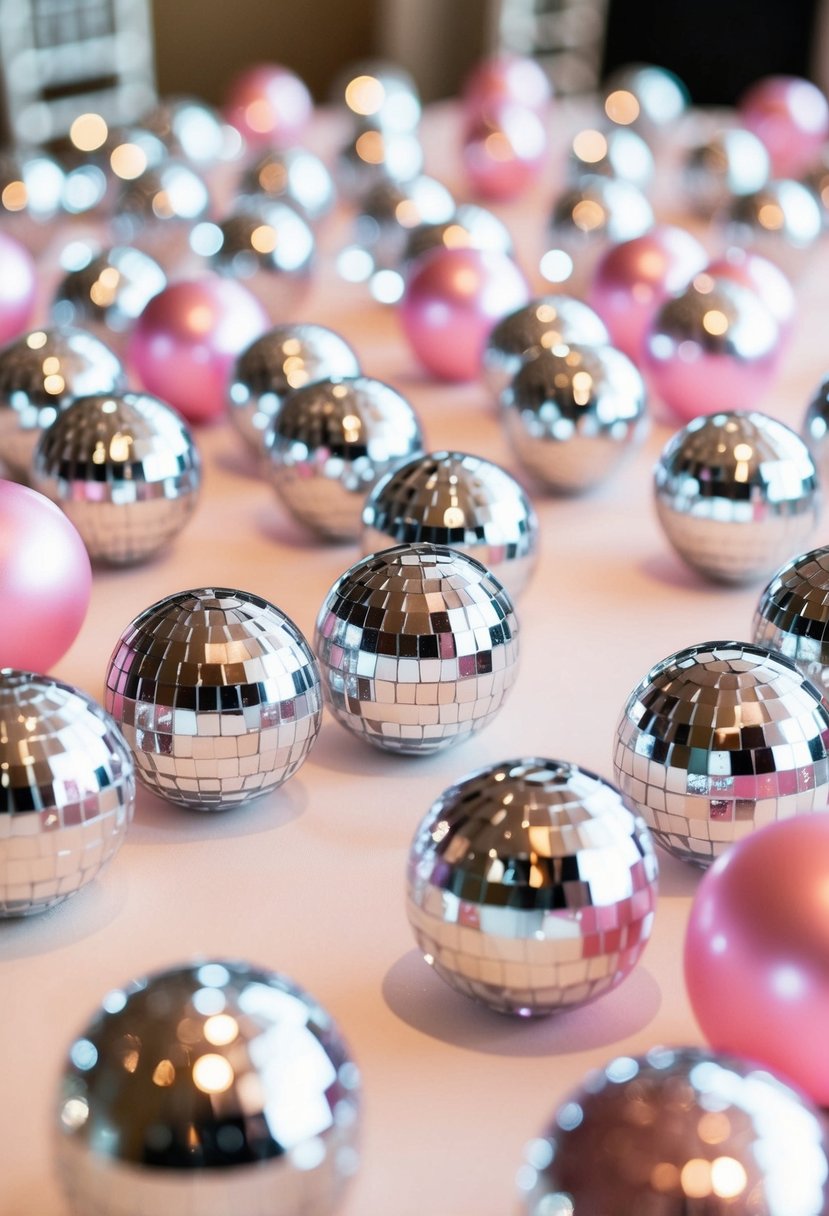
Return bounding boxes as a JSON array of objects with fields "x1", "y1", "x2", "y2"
[
  {"x1": 0, "y1": 231, "x2": 37, "y2": 346},
  {"x1": 685, "y1": 815, "x2": 829, "y2": 1106},
  {"x1": 0, "y1": 480, "x2": 91, "y2": 673},
  {"x1": 128, "y1": 276, "x2": 269, "y2": 425},
  {"x1": 461, "y1": 101, "x2": 548, "y2": 201},
  {"x1": 224, "y1": 62, "x2": 313, "y2": 149},
  {"x1": 739, "y1": 74, "x2": 829, "y2": 178},
  {"x1": 462, "y1": 52, "x2": 552, "y2": 116},
  {"x1": 588, "y1": 225, "x2": 707, "y2": 363},
  {"x1": 705, "y1": 248, "x2": 797, "y2": 335},
  {"x1": 400, "y1": 247, "x2": 531, "y2": 382}
]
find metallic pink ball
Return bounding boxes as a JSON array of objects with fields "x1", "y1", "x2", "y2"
[
  {"x1": 685, "y1": 815, "x2": 829, "y2": 1106},
  {"x1": 462, "y1": 52, "x2": 552, "y2": 116},
  {"x1": 739, "y1": 74, "x2": 829, "y2": 178},
  {"x1": 128, "y1": 276, "x2": 269, "y2": 425},
  {"x1": 0, "y1": 232, "x2": 36, "y2": 346},
  {"x1": 224, "y1": 62, "x2": 313, "y2": 149},
  {"x1": 642, "y1": 274, "x2": 782, "y2": 423},
  {"x1": 588, "y1": 225, "x2": 707, "y2": 363},
  {"x1": 0, "y1": 480, "x2": 91, "y2": 673},
  {"x1": 400, "y1": 247, "x2": 531, "y2": 382},
  {"x1": 704, "y1": 248, "x2": 797, "y2": 335},
  {"x1": 461, "y1": 101, "x2": 548, "y2": 201}
]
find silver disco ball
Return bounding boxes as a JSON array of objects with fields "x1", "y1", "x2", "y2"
[
  {"x1": 519, "y1": 1046, "x2": 829, "y2": 1216},
  {"x1": 104, "y1": 588, "x2": 322, "y2": 810},
  {"x1": 653, "y1": 410, "x2": 820, "y2": 584},
  {"x1": 540, "y1": 175, "x2": 654, "y2": 290},
  {"x1": 0, "y1": 669, "x2": 135, "y2": 917},
  {"x1": 51, "y1": 244, "x2": 167, "y2": 345},
  {"x1": 57, "y1": 960, "x2": 361, "y2": 1216},
  {"x1": 483, "y1": 294, "x2": 609, "y2": 399},
  {"x1": 208, "y1": 198, "x2": 315, "y2": 314},
  {"x1": 407, "y1": 757, "x2": 658, "y2": 1016},
  {"x1": 0, "y1": 326, "x2": 126, "y2": 480},
  {"x1": 500, "y1": 342, "x2": 648, "y2": 494},
  {"x1": 613, "y1": 640, "x2": 829, "y2": 867},
  {"x1": 753, "y1": 545, "x2": 829, "y2": 696},
  {"x1": 237, "y1": 148, "x2": 336, "y2": 224},
  {"x1": 32, "y1": 391, "x2": 202, "y2": 565},
  {"x1": 264, "y1": 376, "x2": 424, "y2": 542},
  {"x1": 361, "y1": 450, "x2": 539, "y2": 599},
  {"x1": 681, "y1": 127, "x2": 771, "y2": 217},
  {"x1": 229, "y1": 325, "x2": 360, "y2": 457},
  {"x1": 314, "y1": 543, "x2": 519, "y2": 755}
]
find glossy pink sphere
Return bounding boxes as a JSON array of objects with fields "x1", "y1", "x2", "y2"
[
  {"x1": 461, "y1": 101, "x2": 548, "y2": 201},
  {"x1": 128, "y1": 276, "x2": 269, "y2": 425},
  {"x1": 0, "y1": 231, "x2": 37, "y2": 345},
  {"x1": 705, "y1": 248, "x2": 797, "y2": 334},
  {"x1": 685, "y1": 815, "x2": 829, "y2": 1106},
  {"x1": 588, "y1": 225, "x2": 707, "y2": 362},
  {"x1": 0, "y1": 480, "x2": 91, "y2": 672},
  {"x1": 462, "y1": 52, "x2": 552, "y2": 115},
  {"x1": 224, "y1": 62, "x2": 313, "y2": 148},
  {"x1": 642, "y1": 275, "x2": 782, "y2": 423},
  {"x1": 400, "y1": 247, "x2": 531, "y2": 382},
  {"x1": 739, "y1": 74, "x2": 829, "y2": 177}
]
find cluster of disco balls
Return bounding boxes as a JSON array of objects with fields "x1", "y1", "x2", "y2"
[{"x1": 6, "y1": 47, "x2": 829, "y2": 1216}]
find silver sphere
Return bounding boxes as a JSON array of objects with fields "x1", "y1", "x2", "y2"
[
  {"x1": 314, "y1": 543, "x2": 520, "y2": 755},
  {"x1": 726, "y1": 179, "x2": 823, "y2": 273},
  {"x1": 336, "y1": 127, "x2": 425, "y2": 204},
  {"x1": 407, "y1": 757, "x2": 658, "y2": 1017},
  {"x1": 0, "y1": 669, "x2": 135, "y2": 917},
  {"x1": 402, "y1": 203, "x2": 514, "y2": 268},
  {"x1": 0, "y1": 325, "x2": 126, "y2": 480},
  {"x1": 51, "y1": 244, "x2": 167, "y2": 342},
  {"x1": 682, "y1": 127, "x2": 771, "y2": 217},
  {"x1": 568, "y1": 125, "x2": 654, "y2": 189},
  {"x1": 500, "y1": 342, "x2": 648, "y2": 494},
  {"x1": 753, "y1": 546, "x2": 829, "y2": 696},
  {"x1": 104, "y1": 588, "x2": 323, "y2": 811},
  {"x1": 141, "y1": 96, "x2": 235, "y2": 165},
  {"x1": 229, "y1": 325, "x2": 361, "y2": 456},
  {"x1": 803, "y1": 373, "x2": 829, "y2": 478},
  {"x1": 654, "y1": 410, "x2": 820, "y2": 584},
  {"x1": 362, "y1": 450, "x2": 539, "y2": 599},
  {"x1": 347, "y1": 175, "x2": 455, "y2": 274},
  {"x1": 113, "y1": 160, "x2": 211, "y2": 266},
  {"x1": 264, "y1": 376, "x2": 424, "y2": 542},
  {"x1": 32, "y1": 391, "x2": 201, "y2": 565},
  {"x1": 613, "y1": 640, "x2": 829, "y2": 867},
  {"x1": 541, "y1": 175, "x2": 654, "y2": 289},
  {"x1": 484, "y1": 294, "x2": 610, "y2": 398},
  {"x1": 519, "y1": 1046, "x2": 829, "y2": 1216},
  {"x1": 57, "y1": 961, "x2": 361, "y2": 1216},
  {"x1": 0, "y1": 150, "x2": 65, "y2": 249},
  {"x1": 334, "y1": 59, "x2": 421, "y2": 133},
  {"x1": 602, "y1": 63, "x2": 689, "y2": 136},
  {"x1": 237, "y1": 148, "x2": 335, "y2": 223},
  {"x1": 209, "y1": 198, "x2": 315, "y2": 313}
]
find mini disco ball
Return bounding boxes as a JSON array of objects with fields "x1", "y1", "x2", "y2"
[
  {"x1": 314, "y1": 543, "x2": 519, "y2": 755},
  {"x1": 57, "y1": 960, "x2": 361, "y2": 1216},
  {"x1": 104, "y1": 588, "x2": 322, "y2": 810},
  {"x1": 407, "y1": 757, "x2": 658, "y2": 1016}
]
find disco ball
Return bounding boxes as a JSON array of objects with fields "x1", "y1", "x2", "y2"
[
  {"x1": 753, "y1": 545, "x2": 829, "y2": 696},
  {"x1": 483, "y1": 294, "x2": 609, "y2": 399}
]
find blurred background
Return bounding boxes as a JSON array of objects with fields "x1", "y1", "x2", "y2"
[{"x1": 1, "y1": 0, "x2": 827, "y2": 149}]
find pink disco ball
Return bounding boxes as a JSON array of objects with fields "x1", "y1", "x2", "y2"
[
  {"x1": 224, "y1": 62, "x2": 313, "y2": 149},
  {"x1": 0, "y1": 231, "x2": 37, "y2": 346},
  {"x1": 738, "y1": 74, "x2": 829, "y2": 178}
]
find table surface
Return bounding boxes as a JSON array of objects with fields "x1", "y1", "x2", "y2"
[{"x1": 1, "y1": 100, "x2": 827, "y2": 1216}]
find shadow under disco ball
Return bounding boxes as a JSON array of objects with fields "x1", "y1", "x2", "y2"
[
  {"x1": 0, "y1": 669, "x2": 135, "y2": 917},
  {"x1": 613, "y1": 640, "x2": 829, "y2": 868},
  {"x1": 56, "y1": 960, "x2": 361, "y2": 1216},
  {"x1": 104, "y1": 588, "x2": 322, "y2": 811},
  {"x1": 406, "y1": 757, "x2": 658, "y2": 1017},
  {"x1": 314, "y1": 544, "x2": 519, "y2": 756}
]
